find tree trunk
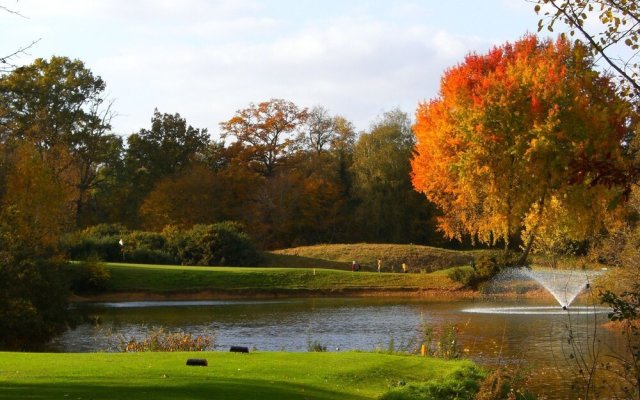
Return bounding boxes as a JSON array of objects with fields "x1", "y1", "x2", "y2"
[
  {"x1": 519, "y1": 189, "x2": 547, "y2": 266},
  {"x1": 519, "y1": 231, "x2": 536, "y2": 266}
]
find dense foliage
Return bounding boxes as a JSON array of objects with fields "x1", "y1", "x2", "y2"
[
  {"x1": 411, "y1": 36, "x2": 635, "y2": 263},
  {"x1": 64, "y1": 222, "x2": 261, "y2": 267},
  {"x1": 0, "y1": 70, "x2": 440, "y2": 249},
  {"x1": 0, "y1": 209, "x2": 71, "y2": 350}
]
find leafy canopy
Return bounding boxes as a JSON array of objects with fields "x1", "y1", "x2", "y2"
[{"x1": 411, "y1": 35, "x2": 634, "y2": 256}]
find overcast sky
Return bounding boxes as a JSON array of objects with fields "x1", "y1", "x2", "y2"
[{"x1": 2, "y1": 0, "x2": 547, "y2": 139}]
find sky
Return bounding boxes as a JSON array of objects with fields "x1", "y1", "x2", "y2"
[{"x1": 1, "y1": 0, "x2": 548, "y2": 139}]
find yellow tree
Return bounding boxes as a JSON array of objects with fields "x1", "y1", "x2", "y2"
[
  {"x1": 411, "y1": 35, "x2": 635, "y2": 262},
  {"x1": 2, "y1": 142, "x2": 76, "y2": 253}
]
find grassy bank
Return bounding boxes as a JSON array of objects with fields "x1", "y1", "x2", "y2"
[
  {"x1": 266, "y1": 243, "x2": 479, "y2": 272},
  {"x1": 92, "y1": 263, "x2": 464, "y2": 297},
  {"x1": 0, "y1": 351, "x2": 482, "y2": 400}
]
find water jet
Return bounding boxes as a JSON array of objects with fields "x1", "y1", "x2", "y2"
[{"x1": 462, "y1": 268, "x2": 605, "y2": 315}]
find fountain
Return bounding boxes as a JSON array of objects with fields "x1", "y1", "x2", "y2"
[
  {"x1": 462, "y1": 267, "x2": 609, "y2": 315},
  {"x1": 516, "y1": 268, "x2": 596, "y2": 309}
]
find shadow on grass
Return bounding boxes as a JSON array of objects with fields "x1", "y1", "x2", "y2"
[
  {"x1": 262, "y1": 253, "x2": 347, "y2": 270},
  {"x1": 0, "y1": 378, "x2": 372, "y2": 400}
]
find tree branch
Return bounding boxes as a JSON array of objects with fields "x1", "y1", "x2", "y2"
[{"x1": 548, "y1": 0, "x2": 640, "y2": 96}]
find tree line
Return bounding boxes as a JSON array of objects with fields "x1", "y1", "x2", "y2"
[{"x1": 0, "y1": 56, "x2": 444, "y2": 252}]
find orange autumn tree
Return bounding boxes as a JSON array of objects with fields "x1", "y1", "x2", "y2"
[{"x1": 411, "y1": 35, "x2": 634, "y2": 263}]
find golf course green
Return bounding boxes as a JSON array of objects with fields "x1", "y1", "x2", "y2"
[{"x1": 0, "y1": 351, "x2": 482, "y2": 400}]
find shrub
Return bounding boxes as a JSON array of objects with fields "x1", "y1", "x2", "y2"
[
  {"x1": 473, "y1": 251, "x2": 524, "y2": 282},
  {"x1": 68, "y1": 257, "x2": 111, "y2": 294},
  {"x1": 447, "y1": 267, "x2": 477, "y2": 288},
  {"x1": 118, "y1": 327, "x2": 216, "y2": 352},
  {"x1": 0, "y1": 257, "x2": 71, "y2": 350},
  {"x1": 475, "y1": 365, "x2": 537, "y2": 400},
  {"x1": 380, "y1": 365, "x2": 483, "y2": 400},
  {"x1": 72, "y1": 236, "x2": 122, "y2": 261},
  {"x1": 121, "y1": 231, "x2": 175, "y2": 264},
  {"x1": 126, "y1": 248, "x2": 175, "y2": 265},
  {"x1": 123, "y1": 231, "x2": 166, "y2": 251},
  {"x1": 172, "y1": 222, "x2": 262, "y2": 266},
  {"x1": 307, "y1": 340, "x2": 327, "y2": 352},
  {"x1": 63, "y1": 224, "x2": 127, "y2": 261},
  {"x1": 420, "y1": 321, "x2": 461, "y2": 359}
]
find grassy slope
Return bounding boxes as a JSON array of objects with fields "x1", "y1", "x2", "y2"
[
  {"x1": 101, "y1": 263, "x2": 462, "y2": 294},
  {"x1": 0, "y1": 352, "x2": 481, "y2": 400},
  {"x1": 266, "y1": 243, "x2": 479, "y2": 272}
]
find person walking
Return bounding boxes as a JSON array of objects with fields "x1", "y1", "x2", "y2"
[
  {"x1": 377, "y1": 259, "x2": 382, "y2": 273},
  {"x1": 402, "y1": 262, "x2": 408, "y2": 273}
]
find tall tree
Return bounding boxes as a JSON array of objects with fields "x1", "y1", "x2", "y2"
[
  {"x1": 2, "y1": 143, "x2": 76, "y2": 252},
  {"x1": 352, "y1": 109, "x2": 437, "y2": 244},
  {"x1": 0, "y1": 56, "x2": 117, "y2": 225},
  {"x1": 0, "y1": 142, "x2": 73, "y2": 350},
  {"x1": 123, "y1": 109, "x2": 209, "y2": 226},
  {"x1": 411, "y1": 36, "x2": 634, "y2": 262},
  {"x1": 126, "y1": 109, "x2": 209, "y2": 179},
  {"x1": 299, "y1": 105, "x2": 338, "y2": 154},
  {"x1": 220, "y1": 99, "x2": 308, "y2": 177}
]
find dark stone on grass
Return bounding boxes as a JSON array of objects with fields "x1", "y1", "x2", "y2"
[
  {"x1": 186, "y1": 358, "x2": 208, "y2": 366},
  {"x1": 230, "y1": 346, "x2": 249, "y2": 353}
]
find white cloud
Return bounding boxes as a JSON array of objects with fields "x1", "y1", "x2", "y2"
[
  {"x1": 4, "y1": 0, "x2": 531, "y2": 137},
  {"x1": 96, "y1": 12, "x2": 488, "y2": 136}
]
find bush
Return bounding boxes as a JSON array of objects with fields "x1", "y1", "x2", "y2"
[
  {"x1": 66, "y1": 236, "x2": 122, "y2": 261},
  {"x1": 448, "y1": 267, "x2": 477, "y2": 288},
  {"x1": 123, "y1": 231, "x2": 166, "y2": 251},
  {"x1": 475, "y1": 251, "x2": 523, "y2": 279},
  {"x1": 68, "y1": 257, "x2": 111, "y2": 294},
  {"x1": 126, "y1": 247, "x2": 175, "y2": 264},
  {"x1": 64, "y1": 222, "x2": 261, "y2": 267},
  {"x1": 379, "y1": 365, "x2": 483, "y2": 400},
  {"x1": 63, "y1": 224, "x2": 128, "y2": 261},
  {"x1": 475, "y1": 365, "x2": 537, "y2": 400},
  {"x1": 0, "y1": 257, "x2": 71, "y2": 350},
  {"x1": 121, "y1": 231, "x2": 175, "y2": 264},
  {"x1": 118, "y1": 327, "x2": 216, "y2": 352},
  {"x1": 172, "y1": 222, "x2": 262, "y2": 266}
]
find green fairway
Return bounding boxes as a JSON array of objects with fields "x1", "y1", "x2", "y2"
[
  {"x1": 0, "y1": 351, "x2": 482, "y2": 400},
  {"x1": 97, "y1": 262, "x2": 462, "y2": 295}
]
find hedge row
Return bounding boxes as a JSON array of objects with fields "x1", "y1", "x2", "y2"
[{"x1": 63, "y1": 222, "x2": 262, "y2": 267}]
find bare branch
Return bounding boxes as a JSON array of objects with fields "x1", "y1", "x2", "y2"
[
  {"x1": 1, "y1": 38, "x2": 41, "y2": 70},
  {"x1": 0, "y1": 4, "x2": 27, "y2": 18}
]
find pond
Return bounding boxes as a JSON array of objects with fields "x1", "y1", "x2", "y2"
[{"x1": 50, "y1": 297, "x2": 626, "y2": 399}]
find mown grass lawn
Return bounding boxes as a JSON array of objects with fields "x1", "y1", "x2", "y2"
[
  {"x1": 0, "y1": 351, "x2": 482, "y2": 400},
  {"x1": 97, "y1": 263, "x2": 462, "y2": 294}
]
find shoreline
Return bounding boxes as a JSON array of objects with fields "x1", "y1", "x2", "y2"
[{"x1": 70, "y1": 287, "x2": 481, "y2": 302}]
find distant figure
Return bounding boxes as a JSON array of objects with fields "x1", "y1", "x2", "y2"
[
  {"x1": 402, "y1": 262, "x2": 408, "y2": 273},
  {"x1": 352, "y1": 261, "x2": 361, "y2": 272},
  {"x1": 377, "y1": 259, "x2": 382, "y2": 273}
]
